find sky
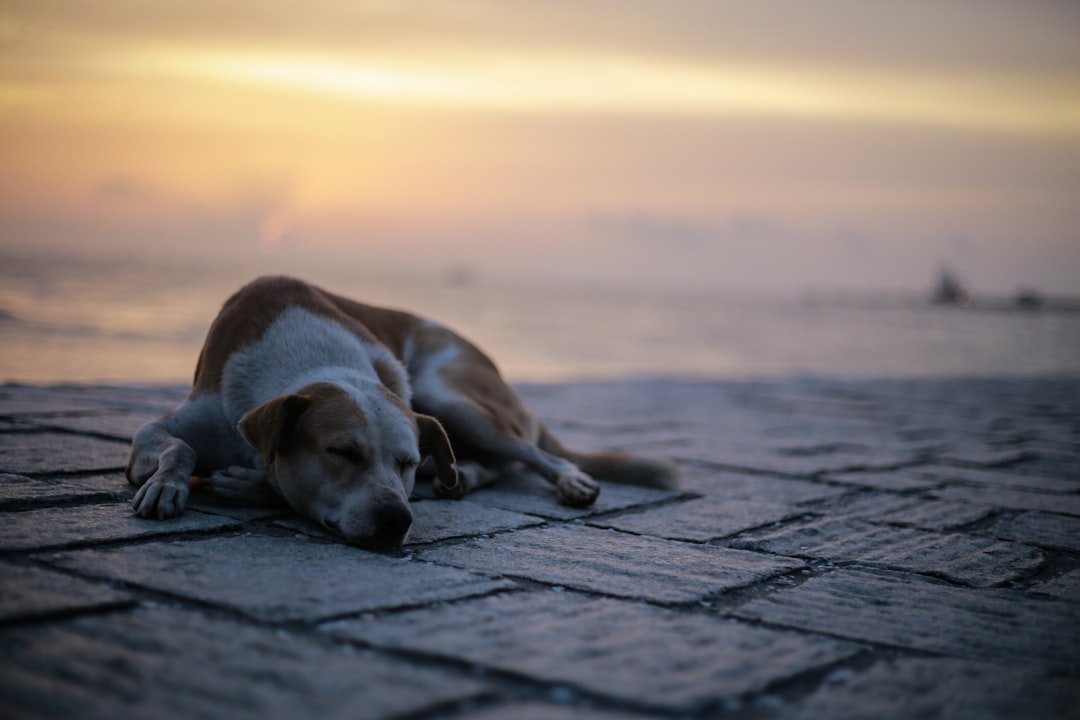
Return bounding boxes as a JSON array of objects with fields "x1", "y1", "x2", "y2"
[{"x1": 1, "y1": 0, "x2": 1079, "y2": 295}]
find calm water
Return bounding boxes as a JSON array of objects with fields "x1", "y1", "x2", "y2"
[{"x1": 2, "y1": 252, "x2": 1078, "y2": 384}]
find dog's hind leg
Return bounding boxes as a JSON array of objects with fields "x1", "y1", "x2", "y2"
[
  {"x1": 127, "y1": 419, "x2": 197, "y2": 519},
  {"x1": 415, "y1": 385, "x2": 600, "y2": 506}
]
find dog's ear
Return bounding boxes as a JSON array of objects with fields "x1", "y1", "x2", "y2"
[
  {"x1": 416, "y1": 413, "x2": 460, "y2": 498},
  {"x1": 239, "y1": 394, "x2": 312, "y2": 464}
]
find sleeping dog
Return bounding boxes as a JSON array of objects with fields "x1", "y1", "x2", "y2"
[{"x1": 127, "y1": 276, "x2": 678, "y2": 549}]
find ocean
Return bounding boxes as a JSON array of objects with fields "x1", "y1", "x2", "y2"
[{"x1": 2, "y1": 251, "x2": 1078, "y2": 385}]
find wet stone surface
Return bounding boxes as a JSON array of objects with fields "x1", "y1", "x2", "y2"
[{"x1": 2, "y1": 378, "x2": 1078, "y2": 719}]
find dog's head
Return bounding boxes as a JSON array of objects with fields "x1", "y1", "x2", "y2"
[{"x1": 238, "y1": 382, "x2": 456, "y2": 550}]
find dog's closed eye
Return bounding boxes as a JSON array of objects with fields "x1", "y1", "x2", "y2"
[
  {"x1": 396, "y1": 458, "x2": 418, "y2": 476},
  {"x1": 326, "y1": 446, "x2": 368, "y2": 466}
]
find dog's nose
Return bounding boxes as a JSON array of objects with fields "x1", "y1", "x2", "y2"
[{"x1": 372, "y1": 504, "x2": 412, "y2": 545}]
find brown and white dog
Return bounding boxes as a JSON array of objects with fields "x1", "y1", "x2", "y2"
[{"x1": 127, "y1": 276, "x2": 678, "y2": 549}]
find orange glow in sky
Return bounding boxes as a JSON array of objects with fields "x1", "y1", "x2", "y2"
[{"x1": 2, "y1": 1, "x2": 1079, "y2": 293}]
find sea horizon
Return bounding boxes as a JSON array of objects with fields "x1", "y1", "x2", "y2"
[{"x1": 2, "y1": 248, "x2": 1079, "y2": 387}]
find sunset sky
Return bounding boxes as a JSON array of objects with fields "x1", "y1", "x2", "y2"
[{"x1": 2, "y1": 0, "x2": 1079, "y2": 294}]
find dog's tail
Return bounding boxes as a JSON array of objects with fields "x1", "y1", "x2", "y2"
[{"x1": 538, "y1": 426, "x2": 680, "y2": 490}]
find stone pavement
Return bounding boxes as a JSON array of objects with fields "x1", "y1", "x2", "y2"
[{"x1": 1, "y1": 377, "x2": 1078, "y2": 719}]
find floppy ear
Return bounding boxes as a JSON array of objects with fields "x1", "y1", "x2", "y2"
[
  {"x1": 416, "y1": 413, "x2": 460, "y2": 498},
  {"x1": 238, "y1": 394, "x2": 312, "y2": 464}
]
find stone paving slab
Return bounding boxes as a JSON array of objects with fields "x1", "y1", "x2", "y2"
[
  {"x1": 735, "y1": 569, "x2": 1080, "y2": 667},
  {"x1": 0, "y1": 503, "x2": 239, "y2": 551},
  {"x1": 26, "y1": 410, "x2": 164, "y2": 442},
  {"x1": 987, "y1": 511, "x2": 1080, "y2": 552},
  {"x1": 679, "y1": 468, "x2": 849, "y2": 504},
  {"x1": 417, "y1": 524, "x2": 805, "y2": 603},
  {"x1": 779, "y1": 656, "x2": 1080, "y2": 720},
  {"x1": 0, "y1": 431, "x2": 130, "y2": 475},
  {"x1": 0, "y1": 562, "x2": 132, "y2": 623},
  {"x1": 273, "y1": 500, "x2": 545, "y2": 545},
  {"x1": 48, "y1": 533, "x2": 516, "y2": 622},
  {"x1": 0, "y1": 606, "x2": 488, "y2": 720},
  {"x1": 1031, "y1": 570, "x2": 1080, "y2": 601},
  {"x1": 732, "y1": 518, "x2": 1043, "y2": 587},
  {"x1": 324, "y1": 591, "x2": 861, "y2": 713},
  {"x1": 915, "y1": 464, "x2": 1080, "y2": 494},
  {"x1": 832, "y1": 493, "x2": 995, "y2": 532},
  {"x1": 0, "y1": 472, "x2": 128, "y2": 508},
  {"x1": 460, "y1": 471, "x2": 682, "y2": 520},
  {"x1": 931, "y1": 484, "x2": 1080, "y2": 517},
  {"x1": 818, "y1": 469, "x2": 943, "y2": 492},
  {"x1": 0, "y1": 383, "x2": 187, "y2": 416},
  {"x1": 587, "y1": 496, "x2": 804, "y2": 541}
]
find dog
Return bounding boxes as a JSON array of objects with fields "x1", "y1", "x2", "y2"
[{"x1": 126, "y1": 276, "x2": 678, "y2": 549}]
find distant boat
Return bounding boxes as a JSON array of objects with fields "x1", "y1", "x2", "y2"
[
  {"x1": 931, "y1": 269, "x2": 970, "y2": 307},
  {"x1": 1014, "y1": 289, "x2": 1045, "y2": 311}
]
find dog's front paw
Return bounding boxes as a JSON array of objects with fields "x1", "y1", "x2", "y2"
[
  {"x1": 555, "y1": 469, "x2": 600, "y2": 507},
  {"x1": 132, "y1": 473, "x2": 190, "y2": 519},
  {"x1": 198, "y1": 465, "x2": 279, "y2": 506}
]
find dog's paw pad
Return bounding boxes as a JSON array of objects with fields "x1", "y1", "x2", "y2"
[{"x1": 556, "y1": 471, "x2": 600, "y2": 507}]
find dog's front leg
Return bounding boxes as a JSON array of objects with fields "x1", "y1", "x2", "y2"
[
  {"x1": 197, "y1": 459, "x2": 282, "y2": 507},
  {"x1": 128, "y1": 421, "x2": 197, "y2": 519}
]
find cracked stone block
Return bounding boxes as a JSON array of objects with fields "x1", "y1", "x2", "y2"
[
  {"x1": 588, "y1": 497, "x2": 801, "y2": 541},
  {"x1": 49, "y1": 533, "x2": 515, "y2": 622},
  {"x1": 0, "y1": 473, "x2": 127, "y2": 508},
  {"x1": 0, "y1": 503, "x2": 239, "y2": 551},
  {"x1": 0, "y1": 562, "x2": 131, "y2": 622},
  {"x1": 785, "y1": 656, "x2": 1080, "y2": 720},
  {"x1": 0, "y1": 606, "x2": 488, "y2": 720},
  {"x1": 932, "y1": 486, "x2": 1080, "y2": 517},
  {"x1": 1030, "y1": 570, "x2": 1080, "y2": 601},
  {"x1": 416, "y1": 524, "x2": 804, "y2": 602},
  {"x1": 680, "y1": 469, "x2": 848, "y2": 505},
  {"x1": 735, "y1": 569, "x2": 1080, "y2": 667},
  {"x1": 989, "y1": 512, "x2": 1080, "y2": 552},
  {"x1": 0, "y1": 432, "x2": 130, "y2": 475},
  {"x1": 732, "y1": 518, "x2": 1042, "y2": 587},
  {"x1": 323, "y1": 592, "x2": 859, "y2": 712},
  {"x1": 462, "y1": 471, "x2": 680, "y2": 520}
]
